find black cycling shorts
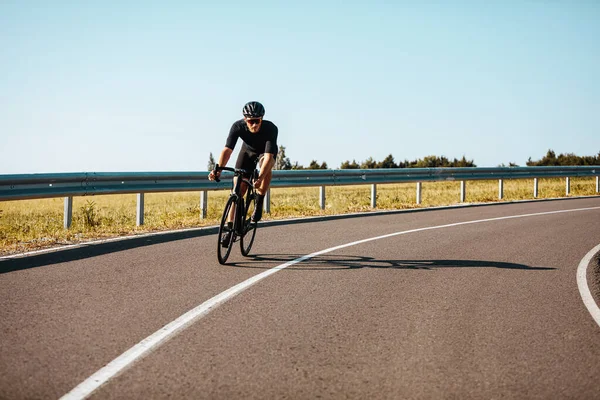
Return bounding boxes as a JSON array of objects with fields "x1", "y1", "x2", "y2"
[{"x1": 235, "y1": 147, "x2": 262, "y2": 178}]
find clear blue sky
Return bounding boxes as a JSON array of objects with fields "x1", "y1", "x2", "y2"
[{"x1": 1, "y1": 1, "x2": 599, "y2": 173}]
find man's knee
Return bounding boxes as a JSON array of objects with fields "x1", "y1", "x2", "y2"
[{"x1": 258, "y1": 156, "x2": 274, "y2": 170}]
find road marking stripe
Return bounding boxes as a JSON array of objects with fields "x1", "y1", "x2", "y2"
[
  {"x1": 577, "y1": 243, "x2": 600, "y2": 327},
  {"x1": 61, "y1": 206, "x2": 600, "y2": 400}
]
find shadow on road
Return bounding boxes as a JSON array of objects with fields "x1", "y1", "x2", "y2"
[{"x1": 229, "y1": 254, "x2": 556, "y2": 271}]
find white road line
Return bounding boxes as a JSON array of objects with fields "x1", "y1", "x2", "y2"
[
  {"x1": 577, "y1": 243, "x2": 600, "y2": 328},
  {"x1": 60, "y1": 206, "x2": 600, "y2": 400}
]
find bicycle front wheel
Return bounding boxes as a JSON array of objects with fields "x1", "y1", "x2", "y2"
[
  {"x1": 240, "y1": 191, "x2": 258, "y2": 256},
  {"x1": 217, "y1": 196, "x2": 238, "y2": 265}
]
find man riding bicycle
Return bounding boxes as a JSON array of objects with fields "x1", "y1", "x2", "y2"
[{"x1": 208, "y1": 101, "x2": 278, "y2": 246}]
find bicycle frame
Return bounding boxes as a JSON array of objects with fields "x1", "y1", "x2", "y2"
[{"x1": 214, "y1": 164, "x2": 260, "y2": 264}]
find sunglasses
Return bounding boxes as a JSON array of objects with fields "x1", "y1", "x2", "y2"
[{"x1": 246, "y1": 118, "x2": 262, "y2": 125}]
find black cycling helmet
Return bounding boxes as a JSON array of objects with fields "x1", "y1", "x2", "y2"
[{"x1": 242, "y1": 101, "x2": 265, "y2": 118}]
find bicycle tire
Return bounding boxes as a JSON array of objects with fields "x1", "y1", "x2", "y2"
[
  {"x1": 217, "y1": 196, "x2": 238, "y2": 264},
  {"x1": 240, "y1": 190, "x2": 258, "y2": 256}
]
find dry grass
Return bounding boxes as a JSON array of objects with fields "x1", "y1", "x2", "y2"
[{"x1": 1, "y1": 177, "x2": 597, "y2": 255}]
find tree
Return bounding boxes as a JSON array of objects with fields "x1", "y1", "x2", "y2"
[
  {"x1": 207, "y1": 152, "x2": 216, "y2": 170},
  {"x1": 415, "y1": 155, "x2": 441, "y2": 168},
  {"x1": 360, "y1": 157, "x2": 377, "y2": 169},
  {"x1": 377, "y1": 154, "x2": 397, "y2": 169},
  {"x1": 396, "y1": 158, "x2": 412, "y2": 168},
  {"x1": 340, "y1": 159, "x2": 360, "y2": 169},
  {"x1": 308, "y1": 160, "x2": 328, "y2": 169},
  {"x1": 453, "y1": 156, "x2": 474, "y2": 167},
  {"x1": 526, "y1": 149, "x2": 600, "y2": 166},
  {"x1": 275, "y1": 145, "x2": 292, "y2": 170}
]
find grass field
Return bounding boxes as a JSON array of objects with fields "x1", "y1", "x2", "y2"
[{"x1": 1, "y1": 177, "x2": 598, "y2": 255}]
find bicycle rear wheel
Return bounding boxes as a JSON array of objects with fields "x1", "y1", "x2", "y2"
[
  {"x1": 240, "y1": 190, "x2": 258, "y2": 256},
  {"x1": 217, "y1": 196, "x2": 238, "y2": 264}
]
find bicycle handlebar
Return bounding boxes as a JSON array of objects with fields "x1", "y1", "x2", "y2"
[{"x1": 213, "y1": 164, "x2": 253, "y2": 183}]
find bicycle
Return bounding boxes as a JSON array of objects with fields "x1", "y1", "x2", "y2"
[{"x1": 212, "y1": 164, "x2": 259, "y2": 264}]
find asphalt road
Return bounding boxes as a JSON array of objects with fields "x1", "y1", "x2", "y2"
[{"x1": 1, "y1": 197, "x2": 600, "y2": 399}]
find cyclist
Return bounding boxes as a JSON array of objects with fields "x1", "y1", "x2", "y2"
[{"x1": 208, "y1": 101, "x2": 278, "y2": 246}]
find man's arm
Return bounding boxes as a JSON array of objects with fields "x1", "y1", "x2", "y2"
[
  {"x1": 208, "y1": 147, "x2": 233, "y2": 181},
  {"x1": 217, "y1": 147, "x2": 233, "y2": 167}
]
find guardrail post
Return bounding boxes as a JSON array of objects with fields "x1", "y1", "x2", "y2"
[
  {"x1": 534, "y1": 178, "x2": 539, "y2": 198},
  {"x1": 416, "y1": 182, "x2": 422, "y2": 205},
  {"x1": 319, "y1": 186, "x2": 326, "y2": 210},
  {"x1": 136, "y1": 193, "x2": 144, "y2": 226},
  {"x1": 200, "y1": 190, "x2": 208, "y2": 219},
  {"x1": 596, "y1": 176, "x2": 599, "y2": 193},
  {"x1": 371, "y1": 184, "x2": 377, "y2": 208},
  {"x1": 566, "y1": 177, "x2": 571, "y2": 196},
  {"x1": 64, "y1": 197, "x2": 73, "y2": 229},
  {"x1": 460, "y1": 181, "x2": 466, "y2": 202},
  {"x1": 264, "y1": 188, "x2": 271, "y2": 214},
  {"x1": 498, "y1": 179, "x2": 504, "y2": 200}
]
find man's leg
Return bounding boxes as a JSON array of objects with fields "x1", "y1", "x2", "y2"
[
  {"x1": 222, "y1": 149, "x2": 253, "y2": 246},
  {"x1": 221, "y1": 178, "x2": 249, "y2": 246},
  {"x1": 227, "y1": 178, "x2": 247, "y2": 224},
  {"x1": 252, "y1": 157, "x2": 275, "y2": 222}
]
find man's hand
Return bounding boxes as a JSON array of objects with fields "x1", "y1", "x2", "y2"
[{"x1": 208, "y1": 170, "x2": 221, "y2": 181}]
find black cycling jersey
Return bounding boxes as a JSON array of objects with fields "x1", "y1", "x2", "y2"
[{"x1": 225, "y1": 119, "x2": 278, "y2": 156}]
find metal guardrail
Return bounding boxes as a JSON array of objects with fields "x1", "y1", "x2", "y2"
[
  {"x1": 0, "y1": 172, "x2": 230, "y2": 201},
  {"x1": 1, "y1": 166, "x2": 599, "y2": 228},
  {"x1": 269, "y1": 166, "x2": 600, "y2": 187}
]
